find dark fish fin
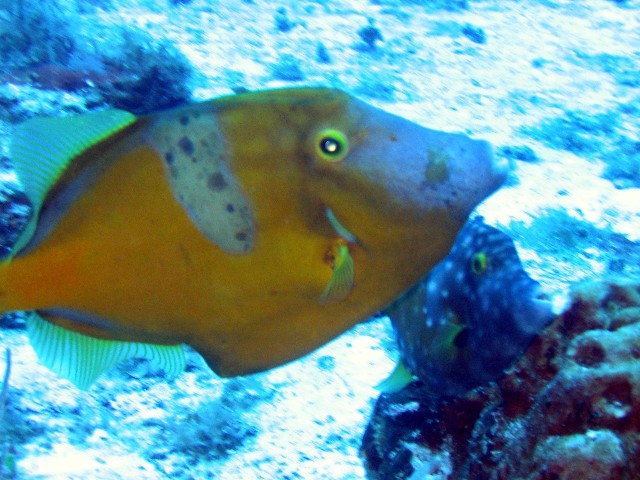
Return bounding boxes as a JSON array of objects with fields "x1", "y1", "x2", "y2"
[
  {"x1": 26, "y1": 311, "x2": 185, "y2": 390},
  {"x1": 10, "y1": 109, "x2": 137, "y2": 255},
  {"x1": 376, "y1": 360, "x2": 414, "y2": 393}
]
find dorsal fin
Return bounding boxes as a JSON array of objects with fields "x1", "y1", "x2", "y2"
[
  {"x1": 26, "y1": 312, "x2": 185, "y2": 390},
  {"x1": 10, "y1": 109, "x2": 136, "y2": 254}
]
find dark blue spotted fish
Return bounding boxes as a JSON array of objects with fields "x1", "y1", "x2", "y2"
[{"x1": 380, "y1": 216, "x2": 554, "y2": 397}]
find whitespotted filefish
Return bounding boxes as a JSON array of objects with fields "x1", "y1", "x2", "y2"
[
  {"x1": 0, "y1": 88, "x2": 508, "y2": 389},
  {"x1": 381, "y1": 216, "x2": 553, "y2": 397}
]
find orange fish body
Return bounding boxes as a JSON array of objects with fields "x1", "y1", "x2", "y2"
[{"x1": 0, "y1": 88, "x2": 507, "y2": 387}]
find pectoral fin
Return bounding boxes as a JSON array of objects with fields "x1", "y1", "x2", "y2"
[
  {"x1": 320, "y1": 240, "x2": 355, "y2": 304},
  {"x1": 376, "y1": 360, "x2": 414, "y2": 393}
]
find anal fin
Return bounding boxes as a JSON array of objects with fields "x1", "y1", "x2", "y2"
[{"x1": 27, "y1": 312, "x2": 185, "y2": 390}]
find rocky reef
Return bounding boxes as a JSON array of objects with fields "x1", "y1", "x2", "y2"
[{"x1": 361, "y1": 278, "x2": 640, "y2": 479}]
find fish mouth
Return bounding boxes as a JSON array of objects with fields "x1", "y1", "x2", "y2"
[{"x1": 521, "y1": 285, "x2": 556, "y2": 334}]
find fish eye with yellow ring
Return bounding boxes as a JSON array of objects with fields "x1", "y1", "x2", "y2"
[
  {"x1": 471, "y1": 252, "x2": 488, "y2": 275},
  {"x1": 316, "y1": 128, "x2": 349, "y2": 162}
]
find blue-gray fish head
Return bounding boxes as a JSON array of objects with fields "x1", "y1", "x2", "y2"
[{"x1": 387, "y1": 216, "x2": 554, "y2": 397}]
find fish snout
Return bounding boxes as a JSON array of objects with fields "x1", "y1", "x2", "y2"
[
  {"x1": 516, "y1": 284, "x2": 556, "y2": 335},
  {"x1": 415, "y1": 132, "x2": 508, "y2": 220},
  {"x1": 349, "y1": 102, "x2": 509, "y2": 225}
]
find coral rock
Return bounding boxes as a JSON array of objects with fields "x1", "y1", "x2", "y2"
[{"x1": 361, "y1": 279, "x2": 640, "y2": 479}]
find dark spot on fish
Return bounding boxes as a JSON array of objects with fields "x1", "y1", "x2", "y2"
[
  {"x1": 178, "y1": 136, "x2": 195, "y2": 156},
  {"x1": 226, "y1": 203, "x2": 235, "y2": 213},
  {"x1": 235, "y1": 231, "x2": 247, "y2": 241},
  {"x1": 179, "y1": 243, "x2": 193, "y2": 269},
  {"x1": 191, "y1": 157, "x2": 198, "y2": 163},
  {"x1": 164, "y1": 151, "x2": 174, "y2": 165},
  {"x1": 424, "y1": 149, "x2": 450, "y2": 184},
  {"x1": 179, "y1": 116, "x2": 189, "y2": 126},
  {"x1": 208, "y1": 172, "x2": 228, "y2": 191}
]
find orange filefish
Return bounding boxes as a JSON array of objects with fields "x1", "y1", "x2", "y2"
[{"x1": 0, "y1": 88, "x2": 507, "y2": 388}]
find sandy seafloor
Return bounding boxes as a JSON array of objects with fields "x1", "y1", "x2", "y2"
[{"x1": 0, "y1": 0, "x2": 639, "y2": 478}]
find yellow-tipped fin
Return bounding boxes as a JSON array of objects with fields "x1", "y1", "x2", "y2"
[
  {"x1": 376, "y1": 360, "x2": 414, "y2": 393},
  {"x1": 26, "y1": 312, "x2": 185, "y2": 390},
  {"x1": 320, "y1": 240, "x2": 355, "y2": 304}
]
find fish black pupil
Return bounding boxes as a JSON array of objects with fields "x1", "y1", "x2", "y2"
[{"x1": 321, "y1": 137, "x2": 341, "y2": 155}]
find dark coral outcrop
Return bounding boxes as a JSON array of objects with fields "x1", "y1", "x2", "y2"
[{"x1": 361, "y1": 278, "x2": 640, "y2": 479}]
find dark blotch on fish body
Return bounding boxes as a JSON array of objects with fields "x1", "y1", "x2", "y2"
[
  {"x1": 424, "y1": 149, "x2": 450, "y2": 184},
  {"x1": 178, "y1": 136, "x2": 195, "y2": 156},
  {"x1": 208, "y1": 172, "x2": 228, "y2": 191}
]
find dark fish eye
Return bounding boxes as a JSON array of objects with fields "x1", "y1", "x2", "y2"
[
  {"x1": 471, "y1": 252, "x2": 488, "y2": 274},
  {"x1": 316, "y1": 128, "x2": 349, "y2": 162},
  {"x1": 321, "y1": 137, "x2": 341, "y2": 155}
]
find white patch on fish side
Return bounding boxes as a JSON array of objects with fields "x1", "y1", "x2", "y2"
[{"x1": 149, "y1": 108, "x2": 255, "y2": 253}]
